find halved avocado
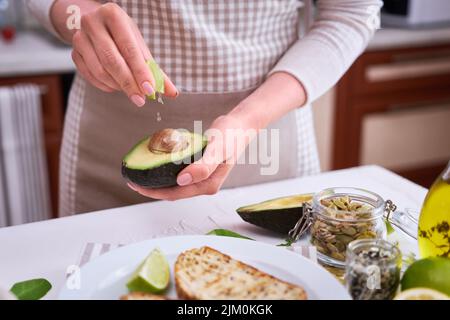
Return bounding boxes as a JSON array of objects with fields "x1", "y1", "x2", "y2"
[
  {"x1": 122, "y1": 129, "x2": 207, "y2": 188},
  {"x1": 236, "y1": 194, "x2": 313, "y2": 234}
]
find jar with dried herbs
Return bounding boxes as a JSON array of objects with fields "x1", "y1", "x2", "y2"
[
  {"x1": 310, "y1": 188, "x2": 387, "y2": 268},
  {"x1": 345, "y1": 239, "x2": 401, "y2": 300}
]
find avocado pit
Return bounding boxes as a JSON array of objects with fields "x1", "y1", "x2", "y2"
[{"x1": 148, "y1": 128, "x2": 189, "y2": 154}]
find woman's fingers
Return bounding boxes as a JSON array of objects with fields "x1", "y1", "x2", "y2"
[
  {"x1": 71, "y1": 50, "x2": 115, "y2": 92},
  {"x1": 104, "y1": 8, "x2": 155, "y2": 96},
  {"x1": 129, "y1": 18, "x2": 152, "y2": 61},
  {"x1": 129, "y1": 163, "x2": 233, "y2": 201},
  {"x1": 90, "y1": 29, "x2": 145, "y2": 106},
  {"x1": 176, "y1": 140, "x2": 223, "y2": 186},
  {"x1": 72, "y1": 31, "x2": 120, "y2": 91},
  {"x1": 130, "y1": 17, "x2": 178, "y2": 98},
  {"x1": 73, "y1": 2, "x2": 178, "y2": 104},
  {"x1": 81, "y1": 8, "x2": 145, "y2": 106},
  {"x1": 163, "y1": 72, "x2": 179, "y2": 97},
  {"x1": 176, "y1": 116, "x2": 244, "y2": 186}
]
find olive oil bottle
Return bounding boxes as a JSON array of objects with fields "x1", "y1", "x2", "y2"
[{"x1": 418, "y1": 161, "x2": 450, "y2": 258}]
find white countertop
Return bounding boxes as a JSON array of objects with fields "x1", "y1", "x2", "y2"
[
  {"x1": 0, "y1": 165, "x2": 426, "y2": 299},
  {"x1": 0, "y1": 31, "x2": 75, "y2": 77}
]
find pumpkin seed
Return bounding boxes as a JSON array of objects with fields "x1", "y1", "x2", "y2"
[{"x1": 342, "y1": 226, "x2": 357, "y2": 236}]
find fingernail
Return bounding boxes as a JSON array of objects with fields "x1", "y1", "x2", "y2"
[
  {"x1": 142, "y1": 81, "x2": 154, "y2": 96},
  {"x1": 131, "y1": 95, "x2": 145, "y2": 107},
  {"x1": 127, "y1": 182, "x2": 137, "y2": 191},
  {"x1": 177, "y1": 173, "x2": 192, "y2": 186}
]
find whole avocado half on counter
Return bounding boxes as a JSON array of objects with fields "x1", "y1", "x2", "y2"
[
  {"x1": 122, "y1": 128, "x2": 207, "y2": 188},
  {"x1": 236, "y1": 194, "x2": 313, "y2": 234}
]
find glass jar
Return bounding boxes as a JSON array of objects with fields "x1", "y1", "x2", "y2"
[
  {"x1": 345, "y1": 239, "x2": 402, "y2": 300},
  {"x1": 310, "y1": 188, "x2": 388, "y2": 268}
]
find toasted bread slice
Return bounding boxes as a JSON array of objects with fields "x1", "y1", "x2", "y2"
[
  {"x1": 120, "y1": 292, "x2": 168, "y2": 300},
  {"x1": 175, "y1": 246, "x2": 307, "y2": 300}
]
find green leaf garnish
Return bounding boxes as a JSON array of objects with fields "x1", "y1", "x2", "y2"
[
  {"x1": 10, "y1": 278, "x2": 52, "y2": 300},
  {"x1": 146, "y1": 59, "x2": 165, "y2": 101},
  {"x1": 206, "y1": 229, "x2": 253, "y2": 240},
  {"x1": 385, "y1": 219, "x2": 395, "y2": 235},
  {"x1": 277, "y1": 238, "x2": 294, "y2": 247}
]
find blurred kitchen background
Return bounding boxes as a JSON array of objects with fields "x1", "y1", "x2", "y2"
[{"x1": 0, "y1": 0, "x2": 449, "y2": 226}]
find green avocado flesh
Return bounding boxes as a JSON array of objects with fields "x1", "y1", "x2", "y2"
[
  {"x1": 236, "y1": 194, "x2": 313, "y2": 234},
  {"x1": 122, "y1": 131, "x2": 207, "y2": 188}
]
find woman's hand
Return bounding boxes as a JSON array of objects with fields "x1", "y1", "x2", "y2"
[
  {"x1": 127, "y1": 72, "x2": 307, "y2": 200},
  {"x1": 128, "y1": 114, "x2": 257, "y2": 200},
  {"x1": 53, "y1": 1, "x2": 177, "y2": 106}
]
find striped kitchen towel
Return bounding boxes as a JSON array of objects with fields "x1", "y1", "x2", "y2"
[
  {"x1": 77, "y1": 242, "x2": 124, "y2": 267},
  {"x1": 0, "y1": 84, "x2": 51, "y2": 226}
]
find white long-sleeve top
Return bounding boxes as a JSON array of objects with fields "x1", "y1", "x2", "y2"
[{"x1": 26, "y1": 0, "x2": 381, "y2": 103}]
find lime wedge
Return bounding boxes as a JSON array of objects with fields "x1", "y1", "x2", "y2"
[
  {"x1": 126, "y1": 248, "x2": 170, "y2": 293},
  {"x1": 146, "y1": 60, "x2": 165, "y2": 100}
]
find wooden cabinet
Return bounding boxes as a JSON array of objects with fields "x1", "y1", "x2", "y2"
[
  {"x1": 0, "y1": 75, "x2": 63, "y2": 218},
  {"x1": 333, "y1": 44, "x2": 450, "y2": 187}
]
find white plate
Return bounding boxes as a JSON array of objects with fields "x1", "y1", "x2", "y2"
[{"x1": 58, "y1": 235, "x2": 350, "y2": 300}]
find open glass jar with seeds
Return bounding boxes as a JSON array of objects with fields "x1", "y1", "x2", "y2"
[{"x1": 309, "y1": 188, "x2": 388, "y2": 268}]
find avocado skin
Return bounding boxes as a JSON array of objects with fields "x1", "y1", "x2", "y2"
[
  {"x1": 122, "y1": 150, "x2": 204, "y2": 188},
  {"x1": 236, "y1": 194, "x2": 313, "y2": 235},
  {"x1": 237, "y1": 208, "x2": 305, "y2": 235}
]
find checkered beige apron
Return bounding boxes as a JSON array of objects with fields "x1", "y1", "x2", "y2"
[{"x1": 59, "y1": 0, "x2": 320, "y2": 216}]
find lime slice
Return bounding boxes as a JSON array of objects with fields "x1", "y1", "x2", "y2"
[
  {"x1": 395, "y1": 288, "x2": 449, "y2": 300},
  {"x1": 146, "y1": 60, "x2": 165, "y2": 100},
  {"x1": 126, "y1": 248, "x2": 170, "y2": 293}
]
